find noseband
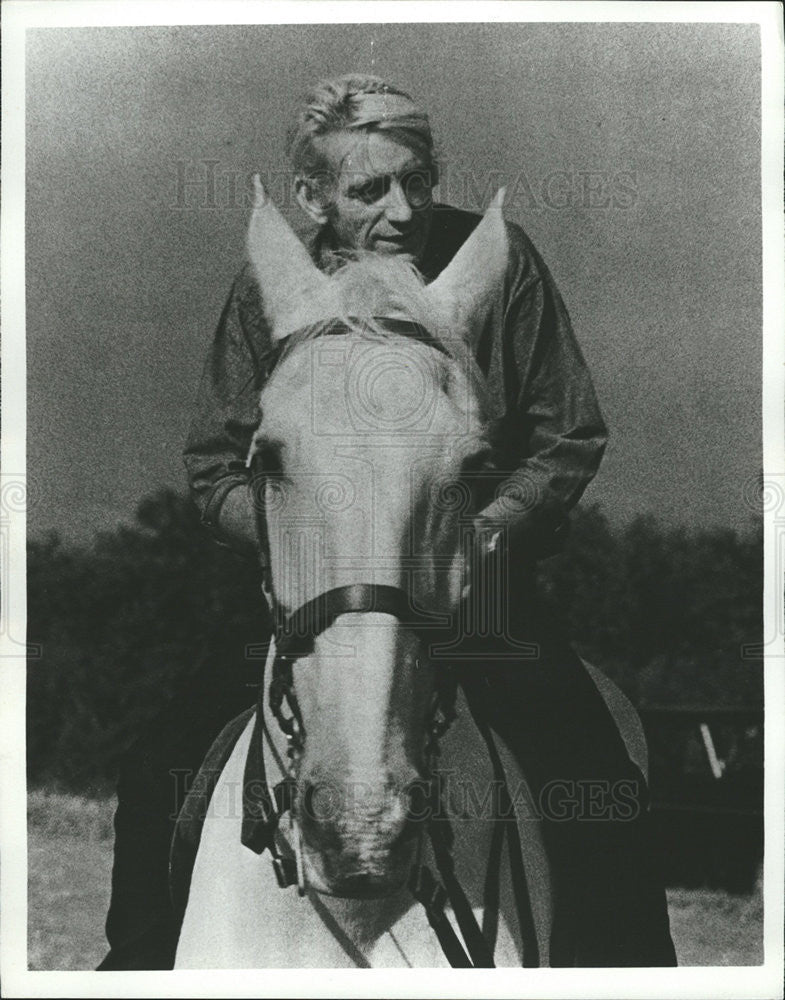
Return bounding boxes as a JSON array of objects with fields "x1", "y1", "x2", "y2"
[{"x1": 268, "y1": 582, "x2": 456, "y2": 750}]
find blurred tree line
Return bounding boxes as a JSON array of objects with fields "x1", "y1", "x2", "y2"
[
  {"x1": 27, "y1": 490, "x2": 763, "y2": 793},
  {"x1": 538, "y1": 506, "x2": 763, "y2": 708}
]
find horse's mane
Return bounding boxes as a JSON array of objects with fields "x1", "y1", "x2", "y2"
[
  {"x1": 329, "y1": 250, "x2": 447, "y2": 338},
  {"x1": 273, "y1": 252, "x2": 490, "y2": 419}
]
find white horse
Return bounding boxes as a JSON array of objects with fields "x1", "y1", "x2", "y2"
[{"x1": 172, "y1": 181, "x2": 653, "y2": 968}]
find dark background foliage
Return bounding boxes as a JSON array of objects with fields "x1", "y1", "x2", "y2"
[{"x1": 26, "y1": 491, "x2": 763, "y2": 794}]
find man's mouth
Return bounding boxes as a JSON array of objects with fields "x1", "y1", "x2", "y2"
[{"x1": 373, "y1": 233, "x2": 416, "y2": 253}]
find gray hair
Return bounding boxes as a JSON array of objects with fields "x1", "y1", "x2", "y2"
[{"x1": 287, "y1": 74, "x2": 438, "y2": 188}]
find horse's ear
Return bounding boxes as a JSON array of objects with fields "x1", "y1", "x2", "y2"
[
  {"x1": 424, "y1": 189, "x2": 509, "y2": 348},
  {"x1": 246, "y1": 175, "x2": 338, "y2": 340}
]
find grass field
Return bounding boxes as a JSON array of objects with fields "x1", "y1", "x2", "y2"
[
  {"x1": 27, "y1": 791, "x2": 116, "y2": 971},
  {"x1": 26, "y1": 790, "x2": 763, "y2": 970}
]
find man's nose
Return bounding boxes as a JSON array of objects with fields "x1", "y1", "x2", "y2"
[{"x1": 383, "y1": 178, "x2": 413, "y2": 224}]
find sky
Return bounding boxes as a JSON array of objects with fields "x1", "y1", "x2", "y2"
[{"x1": 24, "y1": 21, "x2": 762, "y2": 543}]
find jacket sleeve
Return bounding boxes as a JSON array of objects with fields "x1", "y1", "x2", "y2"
[
  {"x1": 183, "y1": 267, "x2": 274, "y2": 547},
  {"x1": 476, "y1": 224, "x2": 607, "y2": 553}
]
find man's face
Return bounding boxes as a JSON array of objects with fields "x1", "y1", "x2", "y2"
[{"x1": 318, "y1": 130, "x2": 434, "y2": 262}]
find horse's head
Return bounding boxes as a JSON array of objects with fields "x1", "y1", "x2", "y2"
[{"x1": 246, "y1": 179, "x2": 508, "y2": 897}]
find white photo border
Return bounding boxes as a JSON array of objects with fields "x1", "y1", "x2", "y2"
[{"x1": 2, "y1": 2, "x2": 782, "y2": 998}]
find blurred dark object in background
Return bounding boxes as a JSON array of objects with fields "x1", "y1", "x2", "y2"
[
  {"x1": 26, "y1": 489, "x2": 269, "y2": 795},
  {"x1": 27, "y1": 493, "x2": 764, "y2": 894},
  {"x1": 641, "y1": 707, "x2": 763, "y2": 893}
]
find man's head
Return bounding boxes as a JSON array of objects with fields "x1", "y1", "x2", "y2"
[{"x1": 288, "y1": 74, "x2": 437, "y2": 263}]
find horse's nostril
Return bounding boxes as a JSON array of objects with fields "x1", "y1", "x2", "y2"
[{"x1": 299, "y1": 779, "x2": 342, "y2": 829}]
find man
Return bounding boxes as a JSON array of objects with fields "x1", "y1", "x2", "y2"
[
  {"x1": 185, "y1": 75, "x2": 600, "y2": 566},
  {"x1": 100, "y1": 73, "x2": 676, "y2": 969}
]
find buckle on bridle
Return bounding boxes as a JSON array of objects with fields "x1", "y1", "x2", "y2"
[
  {"x1": 269, "y1": 664, "x2": 306, "y2": 747},
  {"x1": 272, "y1": 855, "x2": 298, "y2": 889}
]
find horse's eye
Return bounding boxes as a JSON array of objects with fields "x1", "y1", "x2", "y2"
[{"x1": 257, "y1": 441, "x2": 283, "y2": 475}]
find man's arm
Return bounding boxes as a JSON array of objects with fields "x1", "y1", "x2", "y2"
[
  {"x1": 183, "y1": 267, "x2": 276, "y2": 560},
  {"x1": 474, "y1": 224, "x2": 608, "y2": 558}
]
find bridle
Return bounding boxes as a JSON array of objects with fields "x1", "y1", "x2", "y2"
[
  {"x1": 239, "y1": 317, "x2": 498, "y2": 967},
  {"x1": 245, "y1": 578, "x2": 497, "y2": 967}
]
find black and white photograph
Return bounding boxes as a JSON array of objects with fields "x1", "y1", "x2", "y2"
[{"x1": 1, "y1": 2, "x2": 783, "y2": 996}]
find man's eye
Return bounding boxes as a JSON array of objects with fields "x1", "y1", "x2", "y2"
[
  {"x1": 401, "y1": 171, "x2": 433, "y2": 207},
  {"x1": 353, "y1": 178, "x2": 389, "y2": 204}
]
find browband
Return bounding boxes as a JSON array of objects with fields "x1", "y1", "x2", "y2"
[{"x1": 269, "y1": 316, "x2": 450, "y2": 376}]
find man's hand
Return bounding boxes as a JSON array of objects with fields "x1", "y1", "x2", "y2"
[
  {"x1": 460, "y1": 520, "x2": 501, "y2": 603},
  {"x1": 469, "y1": 492, "x2": 569, "y2": 576},
  {"x1": 473, "y1": 497, "x2": 537, "y2": 557}
]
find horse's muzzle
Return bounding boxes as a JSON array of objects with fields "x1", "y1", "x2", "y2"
[
  {"x1": 296, "y1": 776, "x2": 424, "y2": 898},
  {"x1": 310, "y1": 863, "x2": 413, "y2": 900}
]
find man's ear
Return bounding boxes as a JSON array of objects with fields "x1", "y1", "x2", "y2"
[{"x1": 294, "y1": 176, "x2": 333, "y2": 226}]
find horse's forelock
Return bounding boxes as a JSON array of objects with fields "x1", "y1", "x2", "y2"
[
  {"x1": 266, "y1": 254, "x2": 490, "y2": 427},
  {"x1": 330, "y1": 252, "x2": 441, "y2": 335}
]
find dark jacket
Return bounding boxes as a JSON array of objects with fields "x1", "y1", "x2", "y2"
[{"x1": 183, "y1": 204, "x2": 607, "y2": 560}]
